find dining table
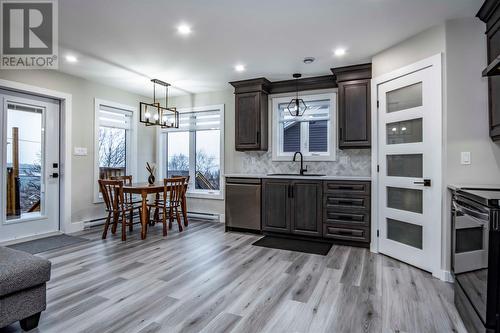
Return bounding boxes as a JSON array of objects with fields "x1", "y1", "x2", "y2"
[{"x1": 122, "y1": 182, "x2": 188, "y2": 239}]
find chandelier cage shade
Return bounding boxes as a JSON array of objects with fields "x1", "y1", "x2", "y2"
[
  {"x1": 140, "y1": 79, "x2": 179, "y2": 128},
  {"x1": 285, "y1": 73, "x2": 309, "y2": 117}
]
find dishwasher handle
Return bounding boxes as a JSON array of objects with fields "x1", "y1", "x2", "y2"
[{"x1": 226, "y1": 177, "x2": 261, "y2": 185}]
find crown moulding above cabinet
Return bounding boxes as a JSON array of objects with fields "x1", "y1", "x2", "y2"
[{"x1": 228, "y1": 63, "x2": 372, "y2": 151}]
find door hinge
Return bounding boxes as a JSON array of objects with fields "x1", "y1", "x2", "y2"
[
  {"x1": 377, "y1": 165, "x2": 380, "y2": 173},
  {"x1": 377, "y1": 100, "x2": 380, "y2": 108},
  {"x1": 377, "y1": 229, "x2": 380, "y2": 237}
]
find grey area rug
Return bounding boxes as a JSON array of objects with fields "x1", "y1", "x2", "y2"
[{"x1": 7, "y1": 234, "x2": 88, "y2": 254}]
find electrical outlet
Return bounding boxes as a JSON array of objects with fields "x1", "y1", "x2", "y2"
[
  {"x1": 74, "y1": 147, "x2": 88, "y2": 156},
  {"x1": 461, "y1": 152, "x2": 471, "y2": 165}
]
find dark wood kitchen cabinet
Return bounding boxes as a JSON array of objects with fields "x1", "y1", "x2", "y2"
[
  {"x1": 262, "y1": 179, "x2": 322, "y2": 237},
  {"x1": 331, "y1": 64, "x2": 372, "y2": 149},
  {"x1": 290, "y1": 180, "x2": 322, "y2": 237},
  {"x1": 230, "y1": 78, "x2": 271, "y2": 151},
  {"x1": 478, "y1": 0, "x2": 500, "y2": 140},
  {"x1": 261, "y1": 179, "x2": 290, "y2": 233},
  {"x1": 323, "y1": 180, "x2": 371, "y2": 246}
]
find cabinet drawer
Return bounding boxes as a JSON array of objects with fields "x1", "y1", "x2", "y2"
[
  {"x1": 324, "y1": 211, "x2": 369, "y2": 225},
  {"x1": 323, "y1": 225, "x2": 369, "y2": 243},
  {"x1": 324, "y1": 181, "x2": 370, "y2": 196},
  {"x1": 324, "y1": 196, "x2": 370, "y2": 211}
]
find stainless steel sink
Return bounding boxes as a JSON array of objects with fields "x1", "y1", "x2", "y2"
[{"x1": 267, "y1": 173, "x2": 326, "y2": 177}]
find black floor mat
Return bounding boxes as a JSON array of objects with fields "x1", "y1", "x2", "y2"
[
  {"x1": 252, "y1": 236, "x2": 332, "y2": 255},
  {"x1": 7, "y1": 234, "x2": 88, "y2": 254}
]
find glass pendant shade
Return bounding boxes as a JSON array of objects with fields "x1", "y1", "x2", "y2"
[
  {"x1": 286, "y1": 98, "x2": 308, "y2": 117},
  {"x1": 285, "y1": 73, "x2": 308, "y2": 117}
]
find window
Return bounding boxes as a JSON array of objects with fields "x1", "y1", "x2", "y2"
[
  {"x1": 272, "y1": 92, "x2": 336, "y2": 161},
  {"x1": 159, "y1": 105, "x2": 224, "y2": 199},
  {"x1": 94, "y1": 99, "x2": 136, "y2": 202}
]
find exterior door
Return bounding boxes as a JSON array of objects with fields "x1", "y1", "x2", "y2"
[
  {"x1": 377, "y1": 58, "x2": 442, "y2": 274},
  {"x1": 0, "y1": 89, "x2": 60, "y2": 242}
]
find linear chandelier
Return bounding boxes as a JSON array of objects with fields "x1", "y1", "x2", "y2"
[{"x1": 140, "y1": 79, "x2": 179, "y2": 128}]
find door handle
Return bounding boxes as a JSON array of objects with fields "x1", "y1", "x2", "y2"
[
  {"x1": 414, "y1": 179, "x2": 431, "y2": 187},
  {"x1": 50, "y1": 173, "x2": 59, "y2": 178}
]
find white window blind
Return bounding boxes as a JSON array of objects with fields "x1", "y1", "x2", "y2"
[
  {"x1": 171, "y1": 110, "x2": 221, "y2": 132},
  {"x1": 99, "y1": 104, "x2": 133, "y2": 129}
]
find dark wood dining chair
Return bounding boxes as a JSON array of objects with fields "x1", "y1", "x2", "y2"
[
  {"x1": 148, "y1": 177, "x2": 186, "y2": 236},
  {"x1": 172, "y1": 175, "x2": 190, "y2": 227},
  {"x1": 109, "y1": 175, "x2": 142, "y2": 209},
  {"x1": 98, "y1": 179, "x2": 142, "y2": 241}
]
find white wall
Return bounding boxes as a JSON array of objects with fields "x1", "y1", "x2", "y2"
[
  {"x1": 443, "y1": 18, "x2": 499, "y2": 272},
  {"x1": 371, "y1": 18, "x2": 499, "y2": 275},
  {"x1": 168, "y1": 90, "x2": 234, "y2": 218},
  {"x1": 372, "y1": 25, "x2": 446, "y2": 78},
  {"x1": 0, "y1": 70, "x2": 156, "y2": 223}
]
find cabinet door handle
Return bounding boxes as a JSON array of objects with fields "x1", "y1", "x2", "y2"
[
  {"x1": 256, "y1": 131, "x2": 260, "y2": 144},
  {"x1": 291, "y1": 185, "x2": 294, "y2": 198},
  {"x1": 339, "y1": 127, "x2": 343, "y2": 140}
]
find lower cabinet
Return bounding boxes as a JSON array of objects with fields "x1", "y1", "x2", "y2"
[
  {"x1": 261, "y1": 178, "x2": 371, "y2": 246},
  {"x1": 262, "y1": 179, "x2": 322, "y2": 237},
  {"x1": 261, "y1": 179, "x2": 290, "y2": 233}
]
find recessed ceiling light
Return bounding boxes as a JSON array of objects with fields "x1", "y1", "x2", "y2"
[
  {"x1": 65, "y1": 55, "x2": 78, "y2": 63},
  {"x1": 334, "y1": 48, "x2": 346, "y2": 57},
  {"x1": 177, "y1": 24, "x2": 192, "y2": 35},
  {"x1": 235, "y1": 64, "x2": 246, "y2": 72}
]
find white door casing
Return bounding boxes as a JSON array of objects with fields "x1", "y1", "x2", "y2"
[
  {"x1": 0, "y1": 90, "x2": 60, "y2": 242},
  {"x1": 375, "y1": 55, "x2": 442, "y2": 277}
]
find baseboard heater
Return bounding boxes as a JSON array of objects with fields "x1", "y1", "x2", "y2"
[{"x1": 83, "y1": 211, "x2": 220, "y2": 228}]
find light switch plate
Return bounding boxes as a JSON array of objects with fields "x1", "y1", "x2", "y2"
[
  {"x1": 74, "y1": 147, "x2": 88, "y2": 156},
  {"x1": 461, "y1": 152, "x2": 471, "y2": 165}
]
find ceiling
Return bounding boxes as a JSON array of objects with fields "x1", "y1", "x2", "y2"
[{"x1": 58, "y1": 0, "x2": 483, "y2": 97}]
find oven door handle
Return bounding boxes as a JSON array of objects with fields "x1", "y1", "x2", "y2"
[{"x1": 453, "y1": 201, "x2": 489, "y2": 224}]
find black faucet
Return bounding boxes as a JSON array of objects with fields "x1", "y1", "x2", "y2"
[{"x1": 293, "y1": 152, "x2": 307, "y2": 175}]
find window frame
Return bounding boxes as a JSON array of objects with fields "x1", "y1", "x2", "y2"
[
  {"x1": 93, "y1": 98, "x2": 138, "y2": 203},
  {"x1": 156, "y1": 104, "x2": 225, "y2": 200},
  {"x1": 271, "y1": 91, "x2": 337, "y2": 162}
]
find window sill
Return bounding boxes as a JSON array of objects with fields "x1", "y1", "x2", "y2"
[
  {"x1": 272, "y1": 155, "x2": 337, "y2": 162},
  {"x1": 186, "y1": 190, "x2": 223, "y2": 200}
]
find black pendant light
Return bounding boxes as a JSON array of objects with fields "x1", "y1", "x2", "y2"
[
  {"x1": 286, "y1": 73, "x2": 308, "y2": 117},
  {"x1": 139, "y1": 79, "x2": 179, "y2": 128}
]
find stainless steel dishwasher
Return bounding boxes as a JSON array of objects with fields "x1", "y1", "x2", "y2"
[{"x1": 225, "y1": 177, "x2": 261, "y2": 232}]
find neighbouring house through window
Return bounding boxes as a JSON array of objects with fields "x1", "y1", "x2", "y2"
[{"x1": 272, "y1": 92, "x2": 336, "y2": 161}]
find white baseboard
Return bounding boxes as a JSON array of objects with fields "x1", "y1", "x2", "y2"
[{"x1": 433, "y1": 269, "x2": 453, "y2": 282}]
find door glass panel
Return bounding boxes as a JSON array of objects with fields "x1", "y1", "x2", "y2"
[
  {"x1": 387, "y1": 154, "x2": 423, "y2": 178},
  {"x1": 387, "y1": 218, "x2": 423, "y2": 249},
  {"x1": 387, "y1": 187, "x2": 423, "y2": 213},
  {"x1": 386, "y1": 118, "x2": 422, "y2": 144},
  {"x1": 386, "y1": 82, "x2": 422, "y2": 113},
  {"x1": 5, "y1": 103, "x2": 44, "y2": 221}
]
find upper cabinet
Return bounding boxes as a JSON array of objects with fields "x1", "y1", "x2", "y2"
[
  {"x1": 230, "y1": 78, "x2": 271, "y2": 151},
  {"x1": 478, "y1": 0, "x2": 500, "y2": 140},
  {"x1": 332, "y1": 64, "x2": 372, "y2": 149}
]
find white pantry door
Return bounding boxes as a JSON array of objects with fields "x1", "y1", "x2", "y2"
[
  {"x1": 0, "y1": 89, "x2": 60, "y2": 242},
  {"x1": 377, "y1": 57, "x2": 442, "y2": 274}
]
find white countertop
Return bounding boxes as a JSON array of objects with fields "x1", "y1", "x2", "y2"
[{"x1": 224, "y1": 173, "x2": 371, "y2": 181}]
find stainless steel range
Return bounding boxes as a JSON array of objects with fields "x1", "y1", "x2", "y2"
[{"x1": 452, "y1": 187, "x2": 500, "y2": 333}]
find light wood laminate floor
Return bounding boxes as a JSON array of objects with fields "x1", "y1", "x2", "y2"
[{"x1": 1, "y1": 220, "x2": 466, "y2": 333}]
